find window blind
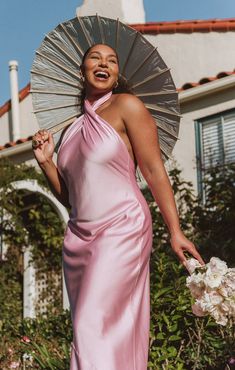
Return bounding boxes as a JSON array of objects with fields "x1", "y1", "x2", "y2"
[
  {"x1": 195, "y1": 108, "x2": 235, "y2": 197},
  {"x1": 200, "y1": 109, "x2": 235, "y2": 169}
]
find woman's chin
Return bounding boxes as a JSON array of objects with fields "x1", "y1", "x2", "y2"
[{"x1": 86, "y1": 82, "x2": 114, "y2": 94}]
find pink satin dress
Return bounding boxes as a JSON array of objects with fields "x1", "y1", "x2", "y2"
[{"x1": 57, "y1": 91, "x2": 153, "y2": 370}]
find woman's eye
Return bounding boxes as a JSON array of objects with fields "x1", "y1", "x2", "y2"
[{"x1": 109, "y1": 59, "x2": 117, "y2": 64}]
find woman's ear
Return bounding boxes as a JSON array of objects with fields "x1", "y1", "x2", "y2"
[{"x1": 78, "y1": 68, "x2": 85, "y2": 82}]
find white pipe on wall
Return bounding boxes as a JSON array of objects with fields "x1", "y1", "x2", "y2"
[{"x1": 9, "y1": 60, "x2": 21, "y2": 141}]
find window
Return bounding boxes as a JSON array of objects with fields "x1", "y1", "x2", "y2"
[{"x1": 195, "y1": 109, "x2": 235, "y2": 197}]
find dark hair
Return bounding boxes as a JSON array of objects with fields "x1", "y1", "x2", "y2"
[{"x1": 79, "y1": 44, "x2": 133, "y2": 113}]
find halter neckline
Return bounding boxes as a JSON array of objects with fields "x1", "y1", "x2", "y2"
[{"x1": 85, "y1": 91, "x2": 113, "y2": 112}]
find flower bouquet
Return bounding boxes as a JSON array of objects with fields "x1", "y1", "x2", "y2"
[{"x1": 185, "y1": 257, "x2": 235, "y2": 326}]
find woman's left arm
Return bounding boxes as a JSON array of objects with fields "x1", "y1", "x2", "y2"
[{"x1": 119, "y1": 94, "x2": 205, "y2": 267}]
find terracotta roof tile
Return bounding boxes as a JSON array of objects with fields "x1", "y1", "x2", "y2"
[
  {"x1": 179, "y1": 70, "x2": 235, "y2": 91},
  {"x1": 131, "y1": 18, "x2": 235, "y2": 34},
  {"x1": 0, "y1": 135, "x2": 33, "y2": 152},
  {"x1": 0, "y1": 83, "x2": 30, "y2": 118}
]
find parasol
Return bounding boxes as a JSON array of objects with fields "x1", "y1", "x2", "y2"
[{"x1": 30, "y1": 14, "x2": 180, "y2": 181}]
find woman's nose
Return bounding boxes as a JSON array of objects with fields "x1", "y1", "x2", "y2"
[{"x1": 99, "y1": 59, "x2": 108, "y2": 67}]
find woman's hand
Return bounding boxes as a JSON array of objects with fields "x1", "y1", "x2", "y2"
[
  {"x1": 170, "y1": 230, "x2": 205, "y2": 268},
  {"x1": 32, "y1": 129, "x2": 55, "y2": 165}
]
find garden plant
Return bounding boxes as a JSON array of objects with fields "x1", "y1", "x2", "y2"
[{"x1": 0, "y1": 159, "x2": 234, "y2": 369}]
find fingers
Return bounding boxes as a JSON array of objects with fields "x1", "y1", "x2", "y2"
[
  {"x1": 32, "y1": 129, "x2": 50, "y2": 149},
  {"x1": 175, "y1": 248, "x2": 188, "y2": 266},
  {"x1": 188, "y1": 247, "x2": 205, "y2": 266},
  {"x1": 47, "y1": 132, "x2": 54, "y2": 145},
  {"x1": 180, "y1": 243, "x2": 205, "y2": 266}
]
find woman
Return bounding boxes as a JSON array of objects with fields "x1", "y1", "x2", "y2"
[{"x1": 32, "y1": 43, "x2": 204, "y2": 370}]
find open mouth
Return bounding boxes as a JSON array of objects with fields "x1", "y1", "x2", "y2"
[{"x1": 94, "y1": 71, "x2": 110, "y2": 80}]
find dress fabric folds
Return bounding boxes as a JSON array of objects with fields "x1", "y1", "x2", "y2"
[{"x1": 57, "y1": 91, "x2": 153, "y2": 370}]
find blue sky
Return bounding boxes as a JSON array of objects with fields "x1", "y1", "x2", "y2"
[{"x1": 0, "y1": 0, "x2": 235, "y2": 105}]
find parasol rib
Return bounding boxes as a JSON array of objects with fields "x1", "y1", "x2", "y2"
[
  {"x1": 45, "y1": 34, "x2": 80, "y2": 67},
  {"x1": 49, "y1": 114, "x2": 79, "y2": 134},
  {"x1": 155, "y1": 121, "x2": 179, "y2": 139},
  {"x1": 33, "y1": 102, "x2": 79, "y2": 113},
  {"x1": 115, "y1": 18, "x2": 120, "y2": 50},
  {"x1": 132, "y1": 68, "x2": 170, "y2": 89},
  {"x1": 121, "y1": 32, "x2": 139, "y2": 75},
  {"x1": 127, "y1": 48, "x2": 156, "y2": 81},
  {"x1": 160, "y1": 147, "x2": 171, "y2": 159},
  {"x1": 77, "y1": 17, "x2": 93, "y2": 47},
  {"x1": 136, "y1": 90, "x2": 177, "y2": 97},
  {"x1": 59, "y1": 23, "x2": 85, "y2": 57},
  {"x1": 36, "y1": 51, "x2": 80, "y2": 78},
  {"x1": 31, "y1": 70, "x2": 80, "y2": 88},
  {"x1": 145, "y1": 104, "x2": 181, "y2": 117},
  {"x1": 30, "y1": 89, "x2": 79, "y2": 97},
  {"x1": 96, "y1": 14, "x2": 105, "y2": 43}
]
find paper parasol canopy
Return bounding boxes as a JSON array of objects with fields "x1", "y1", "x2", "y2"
[{"x1": 31, "y1": 14, "x2": 180, "y2": 170}]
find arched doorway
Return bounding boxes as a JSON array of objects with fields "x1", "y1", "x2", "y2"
[{"x1": 9, "y1": 180, "x2": 70, "y2": 317}]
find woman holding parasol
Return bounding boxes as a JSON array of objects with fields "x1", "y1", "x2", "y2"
[{"x1": 31, "y1": 17, "x2": 204, "y2": 370}]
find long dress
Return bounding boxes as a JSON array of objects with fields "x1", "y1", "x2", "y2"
[{"x1": 57, "y1": 91, "x2": 153, "y2": 370}]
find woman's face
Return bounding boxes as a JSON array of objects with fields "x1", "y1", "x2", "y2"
[{"x1": 81, "y1": 44, "x2": 119, "y2": 94}]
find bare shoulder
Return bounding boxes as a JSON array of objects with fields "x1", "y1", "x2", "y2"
[
  {"x1": 113, "y1": 93, "x2": 145, "y2": 113},
  {"x1": 112, "y1": 93, "x2": 151, "y2": 124}
]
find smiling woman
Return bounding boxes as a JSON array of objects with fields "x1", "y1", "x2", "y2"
[
  {"x1": 78, "y1": 44, "x2": 132, "y2": 114},
  {"x1": 80, "y1": 45, "x2": 119, "y2": 95},
  {"x1": 31, "y1": 42, "x2": 204, "y2": 370}
]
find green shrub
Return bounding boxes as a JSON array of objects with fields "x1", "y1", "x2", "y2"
[{"x1": 0, "y1": 160, "x2": 234, "y2": 369}]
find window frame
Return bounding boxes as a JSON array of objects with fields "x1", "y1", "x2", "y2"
[{"x1": 195, "y1": 107, "x2": 235, "y2": 200}]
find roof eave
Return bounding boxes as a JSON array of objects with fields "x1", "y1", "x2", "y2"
[
  {"x1": 0, "y1": 141, "x2": 32, "y2": 158},
  {"x1": 179, "y1": 74, "x2": 235, "y2": 103}
]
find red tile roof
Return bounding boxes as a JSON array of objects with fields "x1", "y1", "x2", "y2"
[
  {"x1": 0, "y1": 136, "x2": 33, "y2": 151},
  {"x1": 0, "y1": 83, "x2": 30, "y2": 118},
  {"x1": 132, "y1": 18, "x2": 235, "y2": 34},
  {"x1": 179, "y1": 70, "x2": 235, "y2": 91},
  {"x1": 1, "y1": 69, "x2": 235, "y2": 152}
]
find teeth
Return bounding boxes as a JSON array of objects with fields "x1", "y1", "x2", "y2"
[{"x1": 95, "y1": 71, "x2": 109, "y2": 78}]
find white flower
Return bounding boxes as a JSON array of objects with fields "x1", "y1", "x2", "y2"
[
  {"x1": 224, "y1": 269, "x2": 235, "y2": 289},
  {"x1": 199, "y1": 292, "x2": 215, "y2": 313},
  {"x1": 211, "y1": 309, "x2": 228, "y2": 326},
  {"x1": 218, "y1": 285, "x2": 229, "y2": 298},
  {"x1": 186, "y1": 272, "x2": 205, "y2": 299},
  {"x1": 204, "y1": 267, "x2": 223, "y2": 289},
  {"x1": 209, "y1": 257, "x2": 228, "y2": 275},
  {"x1": 208, "y1": 291, "x2": 224, "y2": 306},
  {"x1": 192, "y1": 302, "x2": 206, "y2": 317},
  {"x1": 186, "y1": 256, "x2": 235, "y2": 326},
  {"x1": 185, "y1": 258, "x2": 202, "y2": 274}
]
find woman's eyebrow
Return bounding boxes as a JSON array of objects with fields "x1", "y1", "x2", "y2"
[{"x1": 89, "y1": 51, "x2": 117, "y2": 58}]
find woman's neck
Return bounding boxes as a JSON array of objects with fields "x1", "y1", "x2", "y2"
[{"x1": 85, "y1": 89, "x2": 112, "y2": 104}]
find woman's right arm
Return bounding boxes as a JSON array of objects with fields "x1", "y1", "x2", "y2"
[{"x1": 32, "y1": 130, "x2": 70, "y2": 208}]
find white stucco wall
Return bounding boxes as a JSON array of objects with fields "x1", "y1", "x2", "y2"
[
  {"x1": 0, "y1": 111, "x2": 10, "y2": 144},
  {"x1": 173, "y1": 87, "x2": 235, "y2": 191},
  {"x1": 146, "y1": 32, "x2": 235, "y2": 88},
  {"x1": 77, "y1": 0, "x2": 145, "y2": 23},
  {"x1": 0, "y1": 94, "x2": 38, "y2": 146},
  {"x1": 20, "y1": 95, "x2": 38, "y2": 139}
]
